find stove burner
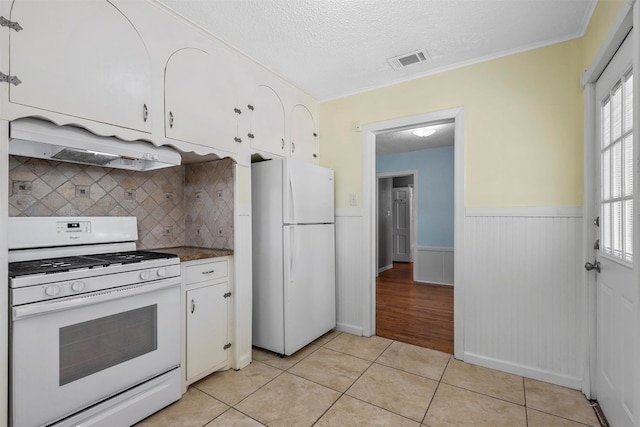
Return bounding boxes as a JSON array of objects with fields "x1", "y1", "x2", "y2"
[{"x1": 8, "y1": 251, "x2": 178, "y2": 278}]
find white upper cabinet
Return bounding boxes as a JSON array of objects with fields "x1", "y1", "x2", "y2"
[
  {"x1": 8, "y1": 0, "x2": 152, "y2": 132},
  {"x1": 165, "y1": 48, "x2": 241, "y2": 154},
  {"x1": 290, "y1": 104, "x2": 318, "y2": 163},
  {"x1": 247, "y1": 85, "x2": 286, "y2": 157}
]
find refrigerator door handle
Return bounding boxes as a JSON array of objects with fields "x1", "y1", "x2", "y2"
[
  {"x1": 288, "y1": 175, "x2": 296, "y2": 224},
  {"x1": 289, "y1": 227, "x2": 296, "y2": 283}
]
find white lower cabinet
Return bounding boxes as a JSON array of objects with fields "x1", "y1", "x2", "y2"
[{"x1": 183, "y1": 257, "x2": 231, "y2": 389}]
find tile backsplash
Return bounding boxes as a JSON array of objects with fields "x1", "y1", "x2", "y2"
[{"x1": 8, "y1": 155, "x2": 234, "y2": 250}]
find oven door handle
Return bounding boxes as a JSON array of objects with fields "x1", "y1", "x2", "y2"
[{"x1": 13, "y1": 278, "x2": 181, "y2": 320}]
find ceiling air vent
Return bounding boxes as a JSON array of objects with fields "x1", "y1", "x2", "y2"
[{"x1": 387, "y1": 49, "x2": 430, "y2": 71}]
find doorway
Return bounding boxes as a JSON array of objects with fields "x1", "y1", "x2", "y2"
[
  {"x1": 588, "y1": 29, "x2": 635, "y2": 426},
  {"x1": 363, "y1": 109, "x2": 463, "y2": 353},
  {"x1": 377, "y1": 172, "x2": 417, "y2": 274}
]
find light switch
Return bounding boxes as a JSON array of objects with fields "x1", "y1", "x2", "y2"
[{"x1": 349, "y1": 193, "x2": 357, "y2": 206}]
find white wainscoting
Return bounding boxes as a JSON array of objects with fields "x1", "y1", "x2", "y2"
[
  {"x1": 416, "y1": 247, "x2": 454, "y2": 285},
  {"x1": 462, "y1": 208, "x2": 585, "y2": 389},
  {"x1": 335, "y1": 209, "x2": 366, "y2": 336},
  {"x1": 334, "y1": 206, "x2": 585, "y2": 389}
]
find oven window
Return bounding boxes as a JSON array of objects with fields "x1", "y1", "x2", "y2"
[{"x1": 59, "y1": 305, "x2": 158, "y2": 386}]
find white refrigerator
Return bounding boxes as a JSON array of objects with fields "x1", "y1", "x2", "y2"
[{"x1": 251, "y1": 158, "x2": 336, "y2": 356}]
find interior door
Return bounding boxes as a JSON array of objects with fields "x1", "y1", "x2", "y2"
[
  {"x1": 393, "y1": 187, "x2": 412, "y2": 262},
  {"x1": 592, "y1": 31, "x2": 635, "y2": 426}
]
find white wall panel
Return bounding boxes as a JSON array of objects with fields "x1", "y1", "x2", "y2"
[
  {"x1": 335, "y1": 212, "x2": 366, "y2": 335},
  {"x1": 462, "y1": 213, "x2": 585, "y2": 388},
  {"x1": 415, "y1": 247, "x2": 454, "y2": 285}
]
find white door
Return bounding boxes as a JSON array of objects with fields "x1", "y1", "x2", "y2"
[
  {"x1": 593, "y1": 31, "x2": 635, "y2": 426},
  {"x1": 393, "y1": 187, "x2": 412, "y2": 262}
]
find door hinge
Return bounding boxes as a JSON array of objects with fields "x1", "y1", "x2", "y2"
[
  {"x1": 0, "y1": 16, "x2": 22, "y2": 32},
  {"x1": 0, "y1": 72, "x2": 21, "y2": 86},
  {"x1": 593, "y1": 216, "x2": 600, "y2": 227},
  {"x1": 223, "y1": 342, "x2": 232, "y2": 350},
  {"x1": 223, "y1": 291, "x2": 232, "y2": 298}
]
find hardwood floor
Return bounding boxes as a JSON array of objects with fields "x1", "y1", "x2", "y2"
[{"x1": 376, "y1": 262, "x2": 454, "y2": 354}]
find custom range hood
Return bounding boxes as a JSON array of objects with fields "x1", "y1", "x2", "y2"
[{"x1": 9, "y1": 118, "x2": 181, "y2": 171}]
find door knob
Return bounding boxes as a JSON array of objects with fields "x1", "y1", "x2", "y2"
[{"x1": 584, "y1": 261, "x2": 601, "y2": 273}]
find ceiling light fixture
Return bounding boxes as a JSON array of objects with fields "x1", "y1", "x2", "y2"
[{"x1": 412, "y1": 127, "x2": 437, "y2": 137}]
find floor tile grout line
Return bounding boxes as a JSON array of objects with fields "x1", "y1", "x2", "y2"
[
  {"x1": 523, "y1": 376, "x2": 529, "y2": 427},
  {"x1": 421, "y1": 354, "x2": 452, "y2": 424}
]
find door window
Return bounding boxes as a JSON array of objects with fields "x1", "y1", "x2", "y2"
[{"x1": 601, "y1": 70, "x2": 634, "y2": 263}]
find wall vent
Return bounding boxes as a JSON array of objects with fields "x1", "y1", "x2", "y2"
[{"x1": 387, "y1": 49, "x2": 430, "y2": 71}]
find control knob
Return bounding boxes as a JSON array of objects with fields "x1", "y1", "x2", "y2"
[
  {"x1": 157, "y1": 268, "x2": 167, "y2": 277},
  {"x1": 71, "y1": 281, "x2": 85, "y2": 292},
  {"x1": 139, "y1": 271, "x2": 150, "y2": 281},
  {"x1": 44, "y1": 285, "x2": 60, "y2": 297}
]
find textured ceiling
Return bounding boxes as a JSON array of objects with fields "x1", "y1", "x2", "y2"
[
  {"x1": 376, "y1": 122, "x2": 455, "y2": 156},
  {"x1": 157, "y1": 0, "x2": 597, "y2": 101}
]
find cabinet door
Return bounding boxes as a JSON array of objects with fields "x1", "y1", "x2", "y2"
[
  {"x1": 185, "y1": 282, "x2": 229, "y2": 380},
  {"x1": 290, "y1": 104, "x2": 318, "y2": 163},
  {"x1": 165, "y1": 48, "x2": 240, "y2": 154},
  {"x1": 247, "y1": 85, "x2": 286, "y2": 156},
  {"x1": 9, "y1": 0, "x2": 152, "y2": 132}
]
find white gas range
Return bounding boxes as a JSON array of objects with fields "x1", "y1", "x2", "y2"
[{"x1": 8, "y1": 216, "x2": 182, "y2": 427}]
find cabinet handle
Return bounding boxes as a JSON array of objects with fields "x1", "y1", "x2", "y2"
[
  {"x1": 292, "y1": 142, "x2": 295, "y2": 153},
  {"x1": 248, "y1": 133, "x2": 255, "y2": 139},
  {"x1": 143, "y1": 104, "x2": 148, "y2": 122},
  {"x1": 191, "y1": 299, "x2": 195, "y2": 314},
  {"x1": 201, "y1": 270, "x2": 215, "y2": 275},
  {"x1": 247, "y1": 104, "x2": 254, "y2": 111},
  {"x1": 169, "y1": 111, "x2": 174, "y2": 128},
  {"x1": 281, "y1": 138, "x2": 285, "y2": 150},
  {"x1": 234, "y1": 108, "x2": 242, "y2": 115},
  {"x1": 313, "y1": 132, "x2": 318, "y2": 137},
  {"x1": 234, "y1": 137, "x2": 242, "y2": 143}
]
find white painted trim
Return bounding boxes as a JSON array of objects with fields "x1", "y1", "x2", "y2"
[
  {"x1": 336, "y1": 323, "x2": 364, "y2": 336},
  {"x1": 415, "y1": 280, "x2": 453, "y2": 286},
  {"x1": 465, "y1": 206, "x2": 583, "y2": 218},
  {"x1": 362, "y1": 107, "x2": 464, "y2": 355},
  {"x1": 581, "y1": 0, "x2": 635, "y2": 87},
  {"x1": 335, "y1": 208, "x2": 363, "y2": 217},
  {"x1": 0, "y1": 120, "x2": 9, "y2": 426},
  {"x1": 417, "y1": 246, "x2": 454, "y2": 252},
  {"x1": 378, "y1": 264, "x2": 393, "y2": 274},
  {"x1": 583, "y1": 82, "x2": 597, "y2": 400},
  {"x1": 463, "y1": 352, "x2": 583, "y2": 391}
]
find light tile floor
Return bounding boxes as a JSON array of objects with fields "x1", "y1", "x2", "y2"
[{"x1": 136, "y1": 331, "x2": 602, "y2": 427}]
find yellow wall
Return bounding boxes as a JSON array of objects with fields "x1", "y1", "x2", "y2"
[{"x1": 320, "y1": 1, "x2": 626, "y2": 209}]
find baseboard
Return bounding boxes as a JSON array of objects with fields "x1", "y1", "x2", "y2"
[
  {"x1": 378, "y1": 264, "x2": 393, "y2": 274},
  {"x1": 336, "y1": 322, "x2": 364, "y2": 336},
  {"x1": 462, "y1": 352, "x2": 583, "y2": 390},
  {"x1": 234, "y1": 352, "x2": 252, "y2": 370},
  {"x1": 415, "y1": 279, "x2": 453, "y2": 287}
]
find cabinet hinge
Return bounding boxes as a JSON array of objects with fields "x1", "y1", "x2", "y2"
[
  {"x1": 0, "y1": 16, "x2": 22, "y2": 32},
  {"x1": 223, "y1": 292, "x2": 232, "y2": 298},
  {"x1": 0, "y1": 72, "x2": 21, "y2": 86},
  {"x1": 223, "y1": 342, "x2": 232, "y2": 350}
]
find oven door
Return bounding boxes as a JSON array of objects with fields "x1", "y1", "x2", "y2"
[{"x1": 11, "y1": 278, "x2": 181, "y2": 427}]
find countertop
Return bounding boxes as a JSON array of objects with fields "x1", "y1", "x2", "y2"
[{"x1": 150, "y1": 246, "x2": 233, "y2": 262}]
